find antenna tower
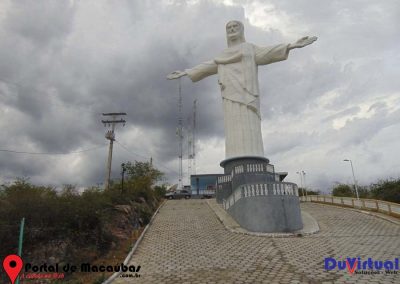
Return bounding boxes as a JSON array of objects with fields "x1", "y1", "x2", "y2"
[
  {"x1": 187, "y1": 99, "x2": 197, "y2": 184},
  {"x1": 192, "y1": 99, "x2": 197, "y2": 175},
  {"x1": 177, "y1": 78, "x2": 183, "y2": 190}
]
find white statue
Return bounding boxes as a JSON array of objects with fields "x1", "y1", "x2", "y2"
[{"x1": 167, "y1": 20, "x2": 317, "y2": 159}]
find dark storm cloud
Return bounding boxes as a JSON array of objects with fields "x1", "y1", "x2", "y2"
[
  {"x1": 76, "y1": 1, "x2": 244, "y2": 167},
  {"x1": 4, "y1": 0, "x2": 76, "y2": 45},
  {"x1": 0, "y1": 0, "x2": 399, "y2": 190},
  {"x1": 0, "y1": 0, "x2": 245, "y2": 185}
]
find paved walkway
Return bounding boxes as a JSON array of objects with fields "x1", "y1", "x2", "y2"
[{"x1": 112, "y1": 200, "x2": 400, "y2": 284}]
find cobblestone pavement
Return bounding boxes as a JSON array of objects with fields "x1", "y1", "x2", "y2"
[{"x1": 112, "y1": 200, "x2": 400, "y2": 284}]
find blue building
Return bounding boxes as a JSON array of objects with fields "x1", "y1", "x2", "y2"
[{"x1": 190, "y1": 174, "x2": 223, "y2": 196}]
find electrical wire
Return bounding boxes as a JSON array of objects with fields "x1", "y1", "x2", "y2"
[
  {"x1": 0, "y1": 144, "x2": 107, "y2": 155},
  {"x1": 0, "y1": 77, "x2": 105, "y2": 116},
  {"x1": 114, "y1": 140, "x2": 178, "y2": 174},
  {"x1": 114, "y1": 140, "x2": 149, "y2": 160}
]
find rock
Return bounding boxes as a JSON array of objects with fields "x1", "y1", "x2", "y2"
[
  {"x1": 48, "y1": 256, "x2": 57, "y2": 264},
  {"x1": 114, "y1": 205, "x2": 131, "y2": 214}
]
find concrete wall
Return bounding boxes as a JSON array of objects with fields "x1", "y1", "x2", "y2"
[
  {"x1": 220, "y1": 156, "x2": 270, "y2": 174},
  {"x1": 216, "y1": 156, "x2": 275, "y2": 204},
  {"x1": 216, "y1": 183, "x2": 232, "y2": 203},
  {"x1": 227, "y1": 195, "x2": 303, "y2": 233}
]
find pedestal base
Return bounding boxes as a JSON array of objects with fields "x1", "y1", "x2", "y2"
[{"x1": 216, "y1": 156, "x2": 303, "y2": 233}]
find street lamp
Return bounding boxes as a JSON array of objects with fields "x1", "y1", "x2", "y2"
[
  {"x1": 296, "y1": 171, "x2": 305, "y2": 197},
  {"x1": 302, "y1": 171, "x2": 308, "y2": 198},
  {"x1": 343, "y1": 159, "x2": 360, "y2": 200}
]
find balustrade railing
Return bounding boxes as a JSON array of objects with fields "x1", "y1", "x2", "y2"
[
  {"x1": 223, "y1": 182, "x2": 298, "y2": 210},
  {"x1": 301, "y1": 195, "x2": 400, "y2": 218}
]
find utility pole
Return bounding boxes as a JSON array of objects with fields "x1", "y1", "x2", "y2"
[{"x1": 102, "y1": 112, "x2": 126, "y2": 190}]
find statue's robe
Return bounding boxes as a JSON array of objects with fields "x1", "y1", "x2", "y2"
[{"x1": 185, "y1": 42, "x2": 290, "y2": 159}]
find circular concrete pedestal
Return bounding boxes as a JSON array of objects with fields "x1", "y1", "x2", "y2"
[{"x1": 217, "y1": 156, "x2": 303, "y2": 233}]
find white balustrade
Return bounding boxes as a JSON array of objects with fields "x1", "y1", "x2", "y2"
[
  {"x1": 222, "y1": 182, "x2": 298, "y2": 210},
  {"x1": 301, "y1": 195, "x2": 400, "y2": 219}
]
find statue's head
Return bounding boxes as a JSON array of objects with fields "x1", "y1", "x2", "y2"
[{"x1": 226, "y1": 20, "x2": 245, "y2": 47}]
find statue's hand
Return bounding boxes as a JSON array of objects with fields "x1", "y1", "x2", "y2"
[
  {"x1": 167, "y1": 70, "x2": 187, "y2": 80},
  {"x1": 290, "y1": 36, "x2": 317, "y2": 49}
]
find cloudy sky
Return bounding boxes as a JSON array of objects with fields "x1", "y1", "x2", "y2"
[{"x1": 0, "y1": 0, "x2": 399, "y2": 192}]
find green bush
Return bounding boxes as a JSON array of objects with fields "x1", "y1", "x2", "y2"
[
  {"x1": 332, "y1": 184, "x2": 354, "y2": 197},
  {"x1": 370, "y1": 179, "x2": 400, "y2": 203},
  {"x1": 0, "y1": 161, "x2": 164, "y2": 264},
  {"x1": 154, "y1": 185, "x2": 167, "y2": 199}
]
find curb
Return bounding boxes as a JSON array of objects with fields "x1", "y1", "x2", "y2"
[
  {"x1": 102, "y1": 200, "x2": 166, "y2": 284},
  {"x1": 352, "y1": 208, "x2": 400, "y2": 225},
  {"x1": 206, "y1": 199, "x2": 320, "y2": 238}
]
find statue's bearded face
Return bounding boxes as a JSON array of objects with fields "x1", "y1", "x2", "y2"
[{"x1": 226, "y1": 21, "x2": 243, "y2": 41}]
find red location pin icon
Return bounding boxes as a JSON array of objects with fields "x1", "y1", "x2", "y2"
[{"x1": 2, "y1": 254, "x2": 23, "y2": 284}]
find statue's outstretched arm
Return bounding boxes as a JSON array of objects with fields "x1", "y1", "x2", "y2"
[
  {"x1": 288, "y1": 36, "x2": 318, "y2": 50},
  {"x1": 167, "y1": 60, "x2": 217, "y2": 82},
  {"x1": 167, "y1": 70, "x2": 187, "y2": 80}
]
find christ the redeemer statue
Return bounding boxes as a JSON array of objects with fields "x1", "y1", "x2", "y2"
[{"x1": 168, "y1": 20, "x2": 317, "y2": 159}]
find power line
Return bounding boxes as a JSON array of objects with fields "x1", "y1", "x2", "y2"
[
  {"x1": 0, "y1": 144, "x2": 107, "y2": 155},
  {"x1": 0, "y1": 76, "x2": 105, "y2": 116},
  {"x1": 114, "y1": 140, "x2": 149, "y2": 160},
  {"x1": 114, "y1": 140, "x2": 178, "y2": 175}
]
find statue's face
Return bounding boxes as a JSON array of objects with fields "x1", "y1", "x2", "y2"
[{"x1": 226, "y1": 21, "x2": 242, "y2": 41}]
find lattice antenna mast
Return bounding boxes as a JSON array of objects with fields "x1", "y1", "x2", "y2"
[
  {"x1": 187, "y1": 99, "x2": 197, "y2": 184},
  {"x1": 187, "y1": 117, "x2": 192, "y2": 185},
  {"x1": 177, "y1": 78, "x2": 183, "y2": 190},
  {"x1": 192, "y1": 99, "x2": 197, "y2": 175}
]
